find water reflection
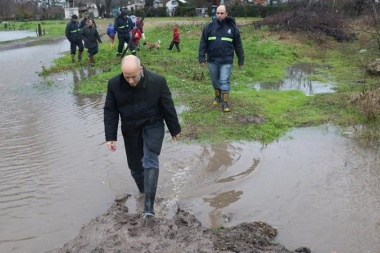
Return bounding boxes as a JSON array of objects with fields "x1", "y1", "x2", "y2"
[
  {"x1": 73, "y1": 68, "x2": 99, "y2": 84},
  {"x1": 204, "y1": 190, "x2": 243, "y2": 227},
  {"x1": 252, "y1": 62, "x2": 335, "y2": 95},
  {"x1": 0, "y1": 30, "x2": 37, "y2": 42},
  {"x1": 178, "y1": 127, "x2": 380, "y2": 253}
]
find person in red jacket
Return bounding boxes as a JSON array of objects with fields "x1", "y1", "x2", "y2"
[
  {"x1": 132, "y1": 26, "x2": 143, "y2": 51},
  {"x1": 167, "y1": 26, "x2": 180, "y2": 52}
]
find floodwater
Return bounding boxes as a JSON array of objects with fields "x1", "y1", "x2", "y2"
[
  {"x1": 252, "y1": 62, "x2": 335, "y2": 95},
  {"x1": 0, "y1": 30, "x2": 37, "y2": 42},
  {"x1": 0, "y1": 36, "x2": 379, "y2": 253}
]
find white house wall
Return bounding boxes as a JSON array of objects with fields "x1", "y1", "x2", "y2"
[{"x1": 64, "y1": 7, "x2": 79, "y2": 19}]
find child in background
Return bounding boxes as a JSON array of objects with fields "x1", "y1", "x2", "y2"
[
  {"x1": 167, "y1": 26, "x2": 180, "y2": 52},
  {"x1": 132, "y1": 17, "x2": 145, "y2": 51},
  {"x1": 106, "y1": 23, "x2": 116, "y2": 48}
]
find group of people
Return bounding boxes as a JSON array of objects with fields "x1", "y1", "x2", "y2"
[
  {"x1": 103, "y1": 4, "x2": 244, "y2": 221},
  {"x1": 65, "y1": 13, "x2": 101, "y2": 66},
  {"x1": 106, "y1": 11, "x2": 147, "y2": 56},
  {"x1": 66, "y1": 10, "x2": 183, "y2": 67}
]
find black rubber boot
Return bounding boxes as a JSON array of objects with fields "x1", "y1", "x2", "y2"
[{"x1": 144, "y1": 168, "x2": 159, "y2": 217}]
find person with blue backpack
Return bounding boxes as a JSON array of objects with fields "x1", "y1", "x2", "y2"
[{"x1": 107, "y1": 23, "x2": 116, "y2": 48}]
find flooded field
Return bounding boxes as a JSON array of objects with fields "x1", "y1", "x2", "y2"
[{"x1": 0, "y1": 34, "x2": 379, "y2": 253}]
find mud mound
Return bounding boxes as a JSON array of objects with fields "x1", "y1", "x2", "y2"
[{"x1": 47, "y1": 196, "x2": 310, "y2": 253}]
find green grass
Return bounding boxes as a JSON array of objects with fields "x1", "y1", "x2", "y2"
[
  {"x1": 32, "y1": 17, "x2": 379, "y2": 144},
  {"x1": 0, "y1": 20, "x2": 67, "y2": 36}
]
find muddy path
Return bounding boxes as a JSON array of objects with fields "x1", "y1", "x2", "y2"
[{"x1": 47, "y1": 195, "x2": 311, "y2": 253}]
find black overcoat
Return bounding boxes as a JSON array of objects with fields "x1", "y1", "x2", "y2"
[
  {"x1": 81, "y1": 26, "x2": 101, "y2": 49},
  {"x1": 103, "y1": 68, "x2": 181, "y2": 142}
]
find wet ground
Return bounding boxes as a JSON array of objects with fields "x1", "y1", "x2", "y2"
[
  {"x1": 0, "y1": 32, "x2": 380, "y2": 253},
  {"x1": 252, "y1": 62, "x2": 335, "y2": 95},
  {"x1": 0, "y1": 30, "x2": 37, "y2": 42},
  {"x1": 46, "y1": 197, "x2": 311, "y2": 253}
]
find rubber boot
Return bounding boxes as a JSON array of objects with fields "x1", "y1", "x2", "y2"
[
  {"x1": 89, "y1": 55, "x2": 94, "y2": 67},
  {"x1": 71, "y1": 54, "x2": 75, "y2": 63},
  {"x1": 144, "y1": 168, "x2": 159, "y2": 217},
  {"x1": 78, "y1": 52, "x2": 82, "y2": 62},
  {"x1": 213, "y1": 89, "x2": 221, "y2": 106},
  {"x1": 221, "y1": 91, "x2": 231, "y2": 112}
]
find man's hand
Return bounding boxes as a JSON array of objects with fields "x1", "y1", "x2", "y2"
[
  {"x1": 200, "y1": 62, "x2": 205, "y2": 68},
  {"x1": 106, "y1": 141, "x2": 117, "y2": 151},
  {"x1": 172, "y1": 135, "x2": 179, "y2": 141}
]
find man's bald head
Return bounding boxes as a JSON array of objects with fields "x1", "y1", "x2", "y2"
[
  {"x1": 121, "y1": 55, "x2": 143, "y2": 86},
  {"x1": 216, "y1": 5, "x2": 227, "y2": 22}
]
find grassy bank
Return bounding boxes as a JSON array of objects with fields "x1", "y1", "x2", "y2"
[{"x1": 33, "y1": 17, "x2": 379, "y2": 144}]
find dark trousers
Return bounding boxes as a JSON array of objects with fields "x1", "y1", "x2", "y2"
[
  {"x1": 87, "y1": 46, "x2": 99, "y2": 56},
  {"x1": 117, "y1": 34, "x2": 134, "y2": 54},
  {"x1": 168, "y1": 41, "x2": 180, "y2": 51},
  {"x1": 70, "y1": 40, "x2": 84, "y2": 55},
  {"x1": 121, "y1": 121, "x2": 165, "y2": 185}
]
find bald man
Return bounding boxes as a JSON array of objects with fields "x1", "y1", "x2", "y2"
[
  {"x1": 198, "y1": 5, "x2": 244, "y2": 112},
  {"x1": 104, "y1": 55, "x2": 181, "y2": 218}
]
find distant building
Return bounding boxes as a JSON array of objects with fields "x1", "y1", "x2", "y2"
[
  {"x1": 166, "y1": 0, "x2": 186, "y2": 16},
  {"x1": 64, "y1": 0, "x2": 99, "y2": 19},
  {"x1": 120, "y1": 0, "x2": 145, "y2": 12}
]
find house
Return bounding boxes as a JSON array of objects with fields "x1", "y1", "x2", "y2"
[
  {"x1": 64, "y1": 0, "x2": 99, "y2": 19},
  {"x1": 120, "y1": 0, "x2": 145, "y2": 12},
  {"x1": 166, "y1": 0, "x2": 186, "y2": 16}
]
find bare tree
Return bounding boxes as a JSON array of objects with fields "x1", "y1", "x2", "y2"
[
  {"x1": 105, "y1": 0, "x2": 113, "y2": 15},
  {"x1": 93, "y1": 0, "x2": 105, "y2": 17},
  {"x1": 0, "y1": 0, "x2": 15, "y2": 19}
]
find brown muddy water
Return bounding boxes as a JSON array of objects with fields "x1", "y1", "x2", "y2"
[{"x1": 0, "y1": 37, "x2": 380, "y2": 253}]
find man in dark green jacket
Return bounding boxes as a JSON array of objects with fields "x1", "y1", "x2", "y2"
[
  {"x1": 65, "y1": 14, "x2": 83, "y2": 63},
  {"x1": 104, "y1": 55, "x2": 181, "y2": 218}
]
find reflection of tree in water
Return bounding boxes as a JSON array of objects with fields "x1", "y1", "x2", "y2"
[
  {"x1": 284, "y1": 63, "x2": 314, "y2": 95},
  {"x1": 253, "y1": 63, "x2": 324, "y2": 95}
]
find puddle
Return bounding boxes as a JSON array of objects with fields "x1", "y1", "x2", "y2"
[
  {"x1": 251, "y1": 62, "x2": 335, "y2": 95},
  {"x1": 0, "y1": 30, "x2": 37, "y2": 42}
]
